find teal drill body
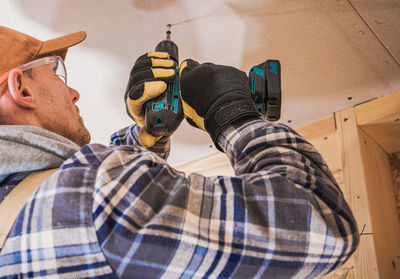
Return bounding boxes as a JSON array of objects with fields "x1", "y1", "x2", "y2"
[{"x1": 145, "y1": 36, "x2": 183, "y2": 137}]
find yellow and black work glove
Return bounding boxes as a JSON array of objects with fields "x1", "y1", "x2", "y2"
[
  {"x1": 179, "y1": 59, "x2": 261, "y2": 151},
  {"x1": 125, "y1": 51, "x2": 177, "y2": 147}
]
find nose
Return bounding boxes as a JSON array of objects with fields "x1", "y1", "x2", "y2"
[{"x1": 69, "y1": 86, "x2": 80, "y2": 103}]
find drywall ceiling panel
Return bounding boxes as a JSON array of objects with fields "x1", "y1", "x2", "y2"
[
  {"x1": 1, "y1": 0, "x2": 400, "y2": 166},
  {"x1": 349, "y1": 0, "x2": 400, "y2": 64},
  {"x1": 226, "y1": 0, "x2": 400, "y2": 125}
]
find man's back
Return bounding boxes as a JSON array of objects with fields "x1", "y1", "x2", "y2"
[{"x1": 1, "y1": 121, "x2": 358, "y2": 278}]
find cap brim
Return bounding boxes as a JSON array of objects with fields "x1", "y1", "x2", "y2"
[{"x1": 37, "y1": 31, "x2": 87, "y2": 60}]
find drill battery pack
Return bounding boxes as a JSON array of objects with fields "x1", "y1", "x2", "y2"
[{"x1": 249, "y1": 60, "x2": 281, "y2": 121}]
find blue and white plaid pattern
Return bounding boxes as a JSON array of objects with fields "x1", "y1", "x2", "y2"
[{"x1": 0, "y1": 120, "x2": 359, "y2": 278}]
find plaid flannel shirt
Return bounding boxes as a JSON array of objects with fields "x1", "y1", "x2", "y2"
[{"x1": 0, "y1": 119, "x2": 359, "y2": 278}]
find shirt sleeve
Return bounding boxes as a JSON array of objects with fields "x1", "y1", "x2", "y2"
[
  {"x1": 109, "y1": 123, "x2": 170, "y2": 159},
  {"x1": 217, "y1": 117, "x2": 359, "y2": 277},
  {"x1": 95, "y1": 117, "x2": 358, "y2": 278}
]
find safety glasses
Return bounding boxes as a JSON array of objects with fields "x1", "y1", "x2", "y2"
[{"x1": 0, "y1": 56, "x2": 67, "y2": 86}]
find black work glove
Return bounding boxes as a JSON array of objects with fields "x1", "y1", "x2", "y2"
[
  {"x1": 179, "y1": 59, "x2": 261, "y2": 151},
  {"x1": 125, "y1": 51, "x2": 177, "y2": 147}
]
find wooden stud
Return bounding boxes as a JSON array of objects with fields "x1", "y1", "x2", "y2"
[
  {"x1": 355, "y1": 91, "x2": 400, "y2": 125},
  {"x1": 176, "y1": 152, "x2": 234, "y2": 176},
  {"x1": 336, "y1": 107, "x2": 400, "y2": 279},
  {"x1": 295, "y1": 114, "x2": 336, "y2": 140},
  {"x1": 355, "y1": 91, "x2": 400, "y2": 154}
]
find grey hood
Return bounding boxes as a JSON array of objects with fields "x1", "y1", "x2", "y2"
[{"x1": 0, "y1": 125, "x2": 80, "y2": 184}]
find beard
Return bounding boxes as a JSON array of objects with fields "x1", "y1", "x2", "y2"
[
  {"x1": 37, "y1": 83, "x2": 91, "y2": 146},
  {"x1": 48, "y1": 105, "x2": 91, "y2": 147},
  {"x1": 71, "y1": 112, "x2": 91, "y2": 146},
  {"x1": 74, "y1": 122, "x2": 91, "y2": 146}
]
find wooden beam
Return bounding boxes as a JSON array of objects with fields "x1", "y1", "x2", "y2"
[
  {"x1": 336, "y1": 107, "x2": 400, "y2": 279},
  {"x1": 295, "y1": 114, "x2": 336, "y2": 139},
  {"x1": 355, "y1": 91, "x2": 400, "y2": 154},
  {"x1": 176, "y1": 152, "x2": 234, "y2": 176}
]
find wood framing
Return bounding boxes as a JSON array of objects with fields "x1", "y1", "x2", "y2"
[
  {"x1": 336, "y1": 106, "x2": 400, "y2": 278},
  {"x1": 355, "y1": 91, "x2": 400, "y2": 154},
  {"x1": 176, "y1": 152, "x2": 234, "y2": 176}
]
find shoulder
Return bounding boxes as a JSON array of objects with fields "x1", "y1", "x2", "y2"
[
  {"x1": 61, "y1": 143, "x2": 151, "y2": 168},
  {"x1": 59, "y1": 143, "x2": 179, "y2": 182}
]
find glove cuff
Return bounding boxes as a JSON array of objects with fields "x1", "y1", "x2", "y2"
[{"x1": 205, "y1": 99, "x2": 261, "y2": 152}]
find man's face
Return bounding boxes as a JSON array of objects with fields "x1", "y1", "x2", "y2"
[{"x1": 28, "y1": 60, "x2": 91, "y2": 146}]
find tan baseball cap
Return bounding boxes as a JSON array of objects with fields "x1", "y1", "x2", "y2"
[{"x1": 0, "y1": 26, "x2": 87, "y2": 78}]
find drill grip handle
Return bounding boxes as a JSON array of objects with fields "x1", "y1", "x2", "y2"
[{"x1": 144, "y1": 39, "x2": 183, "y2": 137}]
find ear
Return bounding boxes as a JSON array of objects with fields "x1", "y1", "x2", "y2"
[{"x1": 7, "y1": 69, "x2": 36, "y2": 109}]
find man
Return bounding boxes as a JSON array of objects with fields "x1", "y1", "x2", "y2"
[{"x1": 0, "y1": 26, "x2": 358, "y2": 278}]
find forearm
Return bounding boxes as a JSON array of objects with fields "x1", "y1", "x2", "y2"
[
  {"x1": 217, "y1": 117, "x2": 359, "y2": 276},
  {"x1": 110, "y1": 124, "x2": 170, "y2": 159},
  {"x1": 99, "y1": 117, "x2": 358, "y2": 277}
]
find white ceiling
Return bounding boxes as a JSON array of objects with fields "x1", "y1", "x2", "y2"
[{"x1": 1, "y1": 0, "x2": 400, "y2": 166}]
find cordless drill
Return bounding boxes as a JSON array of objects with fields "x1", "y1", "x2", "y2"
[
  {"x1": 145, "y1": 26, "x2": 281, "y2": 137},
  {"x1": 145, "y1": 25, "x2": 183, "y2": 137}
]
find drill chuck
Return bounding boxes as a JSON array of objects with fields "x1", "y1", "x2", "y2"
[{"x1": 155, "y1": 40, "x2": 179, "y2": 63}]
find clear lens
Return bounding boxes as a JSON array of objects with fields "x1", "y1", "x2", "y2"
[
  {"x1": 18, "y1": 56, "x2": 67, "y2": 85},
  {"x1": 51, "y1": 57, "x2": 67, "y2": 84}
]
